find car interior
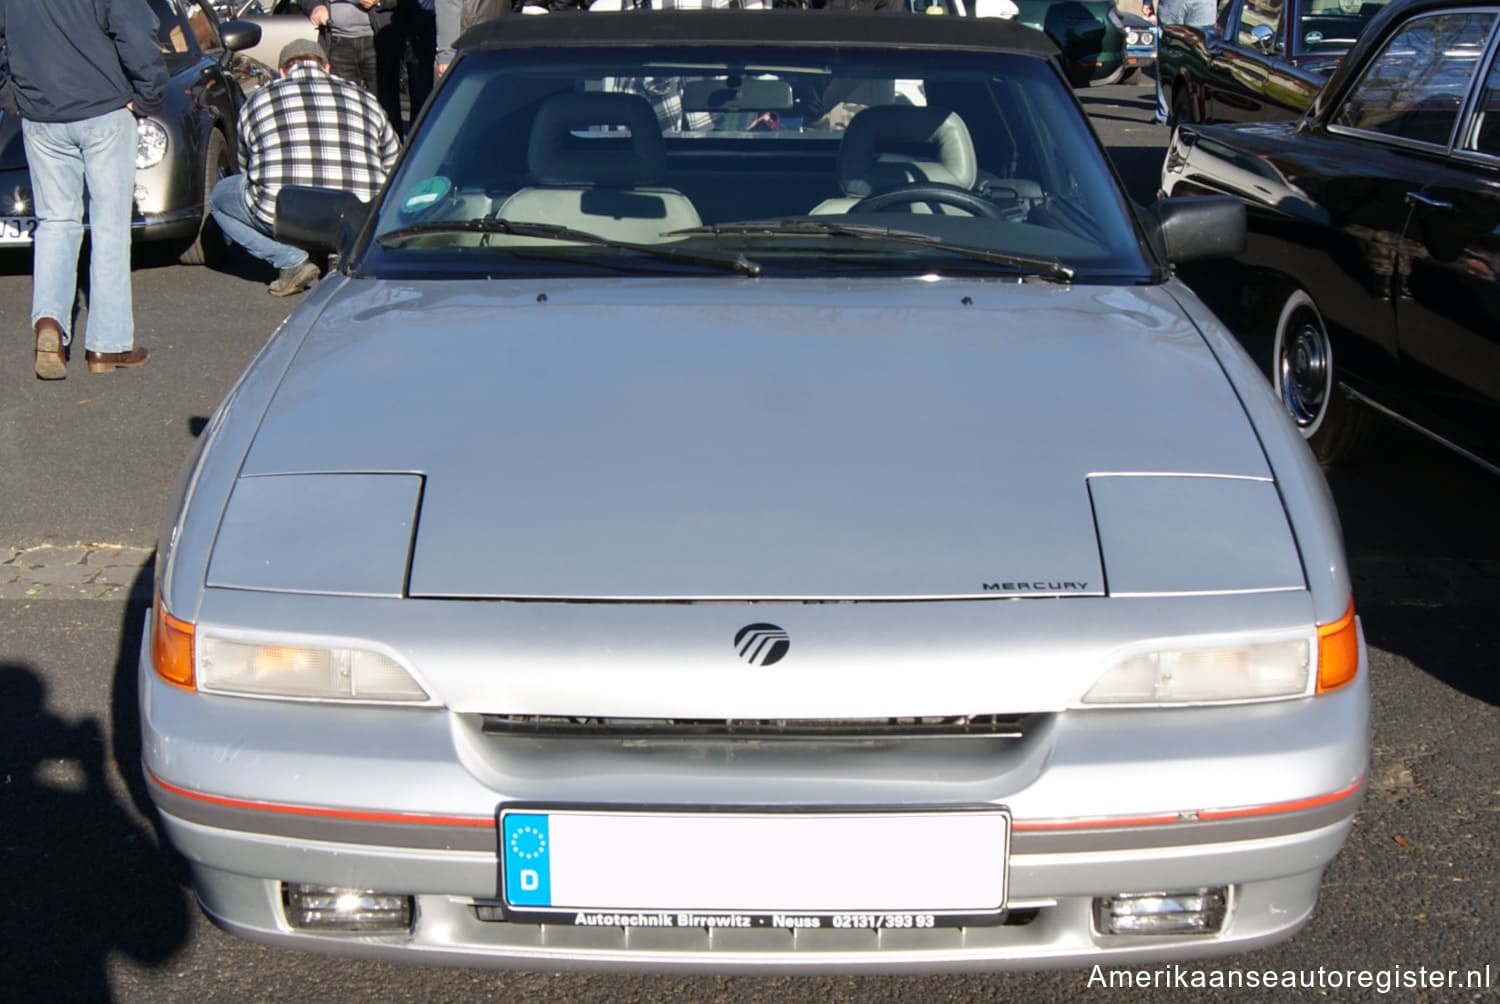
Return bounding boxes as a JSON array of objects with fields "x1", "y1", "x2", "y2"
[{"x1": 374, "y1": 49, "x2": 1144, "y2": 270}]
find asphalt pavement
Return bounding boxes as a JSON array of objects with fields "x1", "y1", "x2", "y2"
[{"x1": 0, "y1": 81, "x2": 1495, "y2": 1003}]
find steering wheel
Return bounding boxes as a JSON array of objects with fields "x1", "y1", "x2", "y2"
[{"x1": 853, "y1": 182, "x2": 1003, "y2": 219}]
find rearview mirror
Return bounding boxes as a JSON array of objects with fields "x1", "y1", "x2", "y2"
[{"x1": 681, "y1": 78, "x2": 794, "y2": 113}]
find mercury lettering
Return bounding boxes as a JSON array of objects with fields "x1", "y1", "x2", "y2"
[{"x1": 982, "y1": 581, "x2": 1089, "y2": 591}]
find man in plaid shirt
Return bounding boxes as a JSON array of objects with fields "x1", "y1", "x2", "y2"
[{"x1": 209, "y1": 39, "x2": 400, "y2": 296}]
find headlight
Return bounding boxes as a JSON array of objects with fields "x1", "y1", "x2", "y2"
[
  {"x1": 197, "y1": 636, "x2": 430, "y2": 703},
  {"x1": 136, "y1": 119, "x2": 168, "y2": 169},
  {"x1": 1082, "y1": 636, "x2": 1313, "y2": 705}
]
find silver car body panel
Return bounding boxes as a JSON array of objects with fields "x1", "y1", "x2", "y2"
[
  {"x1": 227, "y1": 279, "x2": 1277, "y2": 601},
  {"x1": 145, "y1": 271, "x2": 1367, "y2": 970}
]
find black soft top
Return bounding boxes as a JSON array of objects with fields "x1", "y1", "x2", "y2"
[{"x1": 457, "y1": 9, "x2": 1057, "y2": 58}]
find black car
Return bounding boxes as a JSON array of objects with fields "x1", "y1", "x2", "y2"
[
  {"x1": 1161, "y1": 0, "x2": 1500, "y2": 471},
  {"x1": 0, "y1": 0, "x2": 263, "y2": 265},
  {"x1": 1158, "y1": 0, "x2": 1393, "y2": 126}
]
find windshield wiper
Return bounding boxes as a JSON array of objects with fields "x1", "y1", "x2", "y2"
[
  {"x1": 376, "y1": 219, "x2": 763, "y2": 276},
  {"x1": 668, "y1": 219, "x2": 1075, "y2": 281}
]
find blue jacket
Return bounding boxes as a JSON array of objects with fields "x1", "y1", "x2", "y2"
[{"x1": 0, "y1": 0, "x2": 168, "y2": 123}]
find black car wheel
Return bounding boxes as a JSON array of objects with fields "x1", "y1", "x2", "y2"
[
  {"x1": 179, "y1": 128, "x2": 230, "y2": 267},
  {"x1": 1171, "y1": 83, "x2": 1195, "y2": 128},
  {"x1": 1272, "y1": 288, "x2": 1376, "y2": 465}
]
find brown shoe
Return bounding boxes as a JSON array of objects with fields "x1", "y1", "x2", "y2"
[
  {"x1": 34, "y1": 318, "x2": 66, "y2": 380},
  {"x1": 85, "y1": 346, "x2": 149, "y2": 373}
]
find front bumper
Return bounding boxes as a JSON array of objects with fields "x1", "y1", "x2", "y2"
[{"x1": 141, "y1": 620, "x2": 1368, "y2": 972}]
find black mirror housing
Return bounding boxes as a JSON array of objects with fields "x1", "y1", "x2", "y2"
[
  {"x1": 1153, "y1": 195, "x2": 1246, "y2": 265},
  {"x1": 218, "y1": 20, "x2": 263, "y2": 53},
  {"x1": 275, "y1": 185, "x2": 370, "y2": 258}
]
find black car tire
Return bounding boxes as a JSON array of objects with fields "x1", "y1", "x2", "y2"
[
  {"x1": 179, "y1": 128, "x2": 230, "y2": 267},
  {"x1": 1272, "y1": 288, "x2": 1378, "y2": 465},
  {"x1": 1171, "y1": 83, "x2": 1196, "y2": 128}
]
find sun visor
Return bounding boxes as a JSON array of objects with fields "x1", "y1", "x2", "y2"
[
  {"x1": 207, "y1": 474, "x2": 421, "y2": 596},
  {"x1": 1090, "y1": 475, "x2": 1306, "y2": 596}
]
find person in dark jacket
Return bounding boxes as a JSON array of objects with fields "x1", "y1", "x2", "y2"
[
  {"x1": 0, "y1": 0, "x2": 167, "y2": 380},
  {"x1": 300, "y1": 0, "x2": 407, "y2": 135}
]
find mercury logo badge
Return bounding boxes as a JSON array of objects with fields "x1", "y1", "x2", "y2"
[{"x1": 735, "y1": 623, "x2": 790, "y2": 666}]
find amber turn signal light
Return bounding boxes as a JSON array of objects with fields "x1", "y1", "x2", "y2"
[
  {"x1": 1315, "y1": 598, "x2": 1359, "y2": 693},
  {"x1": 152, "y1": 597, "x2": 196, "y2": 690}
]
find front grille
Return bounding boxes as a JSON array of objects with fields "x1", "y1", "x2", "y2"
[{"x1": 481, "y1": 713, "x2": 1033, "y2": 742}]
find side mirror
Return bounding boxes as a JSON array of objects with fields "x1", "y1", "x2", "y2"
[
  {"x1": 1250, "y1": 22, "x2": 1276, "y2": 53},
  {"x1": 275, "y1": 185, "x2": 370, "y2": 257},
  {"x1": 1152, "y1": 195, "x2": 1246, "y2": 264},
  {"x1": 218, "y1": 20, "x2": 263, "y2": 53}
]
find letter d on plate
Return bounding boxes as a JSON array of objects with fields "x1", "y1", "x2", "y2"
[{"x1": 503, "y1": 813, "x2": 552, "y2": 906}]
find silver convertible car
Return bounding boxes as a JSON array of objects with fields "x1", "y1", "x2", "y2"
[{"x1": 142, "y1": 10, "x2": 1368, "y2": 972}]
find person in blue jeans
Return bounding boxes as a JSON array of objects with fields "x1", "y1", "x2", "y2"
[
  {"x1": 1152, "y1": 0, "x2": 1216, "y2": 124},
  {"x1": 210, "y1": 39, "x2": 399, "y2": 297},
  {"x1": 0, "y1": 0, "x2": 167, "y2": 380}
]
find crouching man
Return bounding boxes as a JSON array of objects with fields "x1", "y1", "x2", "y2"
[{"x1": 210, "y1": 39, "x2": 399, "y2": 296}]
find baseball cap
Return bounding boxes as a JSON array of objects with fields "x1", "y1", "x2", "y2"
[{"x1": 278, "y1": 38, "x2": 327, "y2": 69}]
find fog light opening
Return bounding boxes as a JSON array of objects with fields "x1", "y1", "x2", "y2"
[
  {"x1": 1093, "y1": 887, "x2": 1228, "y2": 936},
  {"x1": 282, "y1": 883, "x2": 413, "y2": 933}
]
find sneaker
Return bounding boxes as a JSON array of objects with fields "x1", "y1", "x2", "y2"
[{"x1": 268, "y1": 260, "x2": 321, "y2": 297}]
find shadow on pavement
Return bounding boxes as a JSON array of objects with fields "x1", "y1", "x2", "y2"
[
  {"x1": 1329, "y1": 422, "x2": 1500, "y2": 707},
  {"x1": 1, "y1": 652, "x2": 190, "y2": 1002}
]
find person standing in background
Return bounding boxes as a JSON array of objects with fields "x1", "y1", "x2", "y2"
[
  {"x1": 435, "y1": 0, "x2": 464, "y2": 76},
  {"x1": 0, "y1": 0, "x2": 167, "y2": 379},
  {"x1": 405, "y1": 0, "x2": 437, "y2": 118},
  {"x1": 1150, "y1": 0, "x2": 1215, "y2": 124},
  {"x1": 300, "y1": 0, "x2": 408, "y2": 136}
]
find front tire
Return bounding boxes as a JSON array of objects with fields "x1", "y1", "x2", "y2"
[
  {"x1": 1171, "y1": 83, "x2": 1196, "y2": 127},
  {"x1": 178, "y1": 129, "x2": 229, "y2": 267},
  {"x1": 1272, "y1": 289, "x2": 1377, "y2": 465}
]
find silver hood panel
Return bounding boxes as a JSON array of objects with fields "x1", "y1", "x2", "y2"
[{"x1": 238, "y1": 280, "x2": 1275, "y2": 600}]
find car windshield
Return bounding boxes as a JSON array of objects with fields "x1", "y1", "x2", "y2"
[{"x1": 363, "y1": 42, "x2": 1151, "y2": 281}]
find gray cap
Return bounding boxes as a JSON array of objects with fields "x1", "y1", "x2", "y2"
[{"x1": 278, "y1": 38, "x2": 327, "y2": 69}]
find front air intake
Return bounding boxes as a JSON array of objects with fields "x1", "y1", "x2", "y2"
[{"x1": 481, "y1": 713, "x2": 1034, "y2": 741}]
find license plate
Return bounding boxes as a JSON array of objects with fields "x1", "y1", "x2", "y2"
[
  {"x1": 498, "y1": 805, "x2": 1009, "y2": 928},
  {"x1": 0, "y1": 216, "x2": 37, "y2": 244}
]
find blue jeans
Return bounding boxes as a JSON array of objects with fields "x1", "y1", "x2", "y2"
[
  {"x1": 22, "y1": 108, "x2": 137, "y2": 353},
  {"x1": 1155, "y1": 0, "x2": 1216, "y2": 122},
  {"x1": 209, "y1": 176, "x2": 308, "y2": 271}
]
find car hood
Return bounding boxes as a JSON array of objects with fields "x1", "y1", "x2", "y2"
[{"x1": 225, "y1": 278, "x2": 1286, "y2": 602}]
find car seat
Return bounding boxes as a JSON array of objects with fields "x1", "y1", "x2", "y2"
[
  {"x1": 808, "y1": 105, "x2": 978, "y2": 215},
  {"x1": 495, "y1": 92, "x2": 703, "y2": 242}
]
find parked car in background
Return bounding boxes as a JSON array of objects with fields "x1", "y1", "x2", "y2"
[
  {"x1": 0, "y1": 0, "x2": 262, "y2": 265},
  {"x1": 141, "y1": 8, "x2": 1366, "y2": 973},
  {"x1": 1014, "y1": 0, "x2": 1132, "y2": 84},
  {"x1": 1120, "y1": 9, "x2": 1159, "y2": 81},
  {"x1": 1161, "y1": 0, "x2": 1500, "y2": 470},
  {"x1": 1159, "y1": 0, "x2": 1393, "y2": 125},
  {"x1": 213, "y1": 0, "x2": 318, "y2": 77}
]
